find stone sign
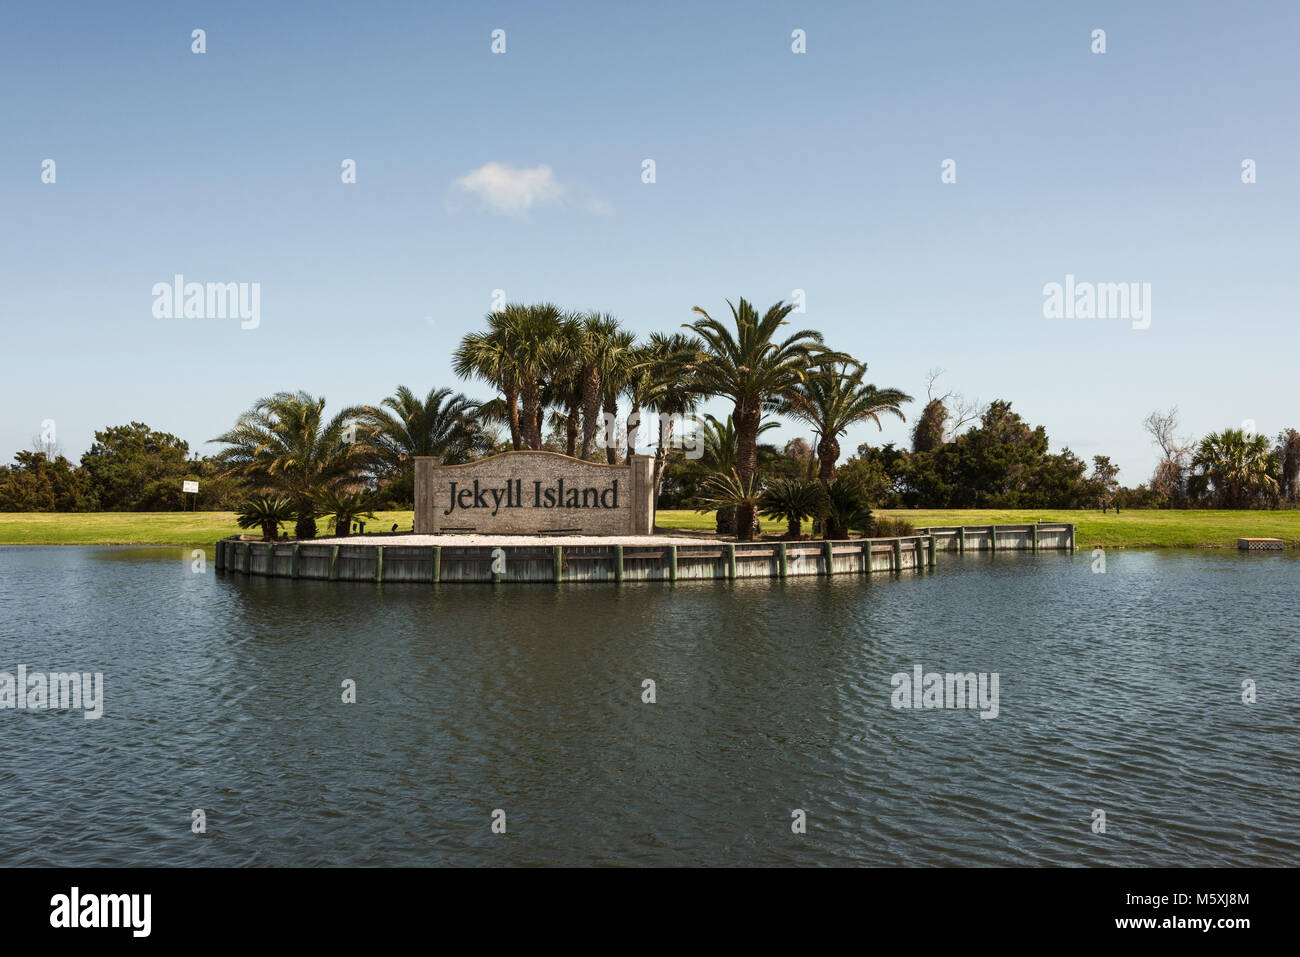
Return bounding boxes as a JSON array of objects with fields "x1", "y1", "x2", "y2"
[{"x1": 414, "y1": 451, "x2": 655, "y2": 535}]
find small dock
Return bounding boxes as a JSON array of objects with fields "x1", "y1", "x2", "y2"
[{"x1": 1238, "y1": 538, "x2": 1284, "y2": 551}]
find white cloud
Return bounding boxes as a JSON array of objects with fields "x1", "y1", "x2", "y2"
[{"x1": 452, "y1": 162, "x2": 565, "y2": 217}]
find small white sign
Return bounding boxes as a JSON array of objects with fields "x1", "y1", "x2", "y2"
[{"x1": 182, "y1": 480, "x2": 199, "y2": 494}]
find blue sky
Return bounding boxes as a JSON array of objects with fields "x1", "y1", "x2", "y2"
[{"x1": 3, "y1": 0, "x2": 1297, "y2": 484}]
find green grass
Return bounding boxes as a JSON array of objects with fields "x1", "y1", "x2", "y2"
[
  {"x1": 1, "y1": 508, "x2": 1296, "y2": 549},
  {"x1": 651, "y1": 509, "x2": 788, "y2": 536},
  {"x1": 873, "y1": 508, "x2": 1300, "y2": 549},
  {"x1": 0, "y1": 511, "x2": 416, "y2": 547}
]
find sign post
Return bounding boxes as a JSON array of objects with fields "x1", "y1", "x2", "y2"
[{"x1": 182, "y1": 480, "x2": 199, "y2": 511}]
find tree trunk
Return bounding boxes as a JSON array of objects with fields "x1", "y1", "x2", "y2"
[
  {"x1": 565, "y1": 402, "x2": 579, "y2": 457},
  {"x1": 625, "y1": 404, "x2": 641, "y2": 464},
  {"x1": 580, "y1": 366, "x2": 601, "y2": 459},
  {"x1": 716, "y1": 505, "x2": 735, "y2": 536},
  {"x1": 652, "y1": 415, "x2": 673, "y2": 496},
  {"x1": 786, "y1": 517, "x2": 801, "y2": 540},
  {"x1": 603, "y1": 394, "x2": 619, "y2": 464},
  {"x1": 734, "y1": 400, "x2": 760, "y2": 488},
  {"x1": 817, "y1": 435, "x2": 840, "y2": 484},
  {"x1": 732, "y1": 399, "x2": 761, "y2": 542},
  {"x1": 520, "y1": 382, "x2": 541, "y2": 450},
  {"x1": 734, "y1": 502, "x2": 756, "y2": 541},
  {"x1": 505, "y1": 383, "x2": 522, "y2": 451},
  {"x1": 262, "y1": 521, "x2": 277, "y2": 541}
]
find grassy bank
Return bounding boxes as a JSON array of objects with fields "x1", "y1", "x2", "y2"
[
  {"x1": 1, "y1": 509, "x2": 1296, "y2": 549},
  {"x1": 0, "y1": 511, "x2": 415, "y2": 547},
  {"x1": 873, "y1": 509, "x2": 1300, "y2": 549}
]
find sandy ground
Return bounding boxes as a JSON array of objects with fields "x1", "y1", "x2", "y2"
[{"x1": 310, "y1": 533, "x2": 711, "y2": 546}]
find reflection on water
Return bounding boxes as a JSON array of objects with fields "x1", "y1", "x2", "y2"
[{"x1": 1, "y1": 545, "x2": 1297, "y2": 866}]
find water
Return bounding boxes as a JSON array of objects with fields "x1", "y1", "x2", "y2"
[{"x1": 1, "y1": 545, "x2": 1297, "y2": 866}]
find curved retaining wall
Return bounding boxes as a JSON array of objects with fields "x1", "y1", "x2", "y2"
[{"x1": 214, "y1": 523, "x2": 1075, "y2": 585}]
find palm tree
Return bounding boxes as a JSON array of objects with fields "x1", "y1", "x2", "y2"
[
  {"x1": 212, "y1": 391, "x2": 370, "y2": 538},
  {"x1": 496, "y1": 303, "x2": 567, "y2": 450},
  {"x1": 589, "y1": 319, "x2": 638, "y2": 463},
  {"x1": 453, "y1": 311, "x2": 523, "y2": 450},
  {"x1": 630, "y1": 331, "x2": 703, "y2": 491},
  {"x1": 1190, "y1": 429, "x2": 1279, "y2": 508},
  {"x1": 361, "y1": 386, "x2": 487, "y2": 501},
  {"x1": 685, "y1": 298, "x2": 847, "y2": 540},
  {"x1": 759, "y1": 479, "x2": 829, "y2": 540},
  {"x1": 697, "y1": 414, "x2": 778, "y2": 534},
  {"x1": 236, "y1": 494, "x2": 295, "y2": 541},
  {"x1": 823, "y1": 478, "x2": 873, "y2": 539},
  {"x1": 697, "y1": 468, "x2": 762, "y2": 538},
  {"x1": 546, "y1": 314, "x2": 588, "y2": 456},
  {"x1": 312, "y1": 486, "x2": 378, "y2": 537},
  {"x1": 567, "y1": 313, "x2": 630, "y2": 460},
  {"x1": 782, "y1": 362, "x2": 912, "y2": 483}
]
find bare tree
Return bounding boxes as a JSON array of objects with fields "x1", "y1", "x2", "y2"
[
  {"x1": 923, "y1": 369, "x2": 985, "y2": 442},
  {"x1": 30, "y1": 430, "x2": 61, "y2": 462},
  {"x1": 1143, "y1": 407, "x2": 1194, "y2": 505}
]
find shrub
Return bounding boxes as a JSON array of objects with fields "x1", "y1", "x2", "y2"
[
  {"x1": 759, "y1": 479, "x2": 830, "y2": 540},
  {"x1": 824, "y1": 479, "x2": 872, "y2": 539},
  {"x1": 869, "y1": 516, "x2": 915, "y2": 537},
  {"x1": 236, "y1": 495, "x2": 295, "y2": 541}
]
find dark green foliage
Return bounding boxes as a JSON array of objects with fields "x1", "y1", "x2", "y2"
[
  {"x1": 848, "y1": 402, "x2": 1090, "y2": 509},
  {"x1": 824, "y1": 478, "x2": 873, "y2": 539},
  {"x1": 236, "y1": 494, "x2": 295, "y2": 541},
  {"x1": 697, "y1": 469, "x2": 762, "y2": 539},
  {"x1": 1190, "y1": 429, "x2": 1279, "y2": 508},
  {"x1": 910, "y1": 398, "x2": 947, "y2": 453},
  {"x1": 0, "y1": 452, "x2": 95, "y2": 511},
  {"x1": 311, "y1": 487, "x2": 378, "y2": 537},
  {"x1": 80, "y1": 422, "x2": 193, "y2": 510},
  {"x1": 759, "y1": 479, "x2": 830, "y2": 539}
]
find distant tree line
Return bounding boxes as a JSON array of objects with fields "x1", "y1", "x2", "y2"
[
  {"x1": 0, "y1": 423, "x2": 245, "y2": 512},
  {"x1": 3, "y1": 311, "x2": 1294, "y2": 527},
  {"x1": 821, "y1": 401, "x2": 1299, "y2": 512}
]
